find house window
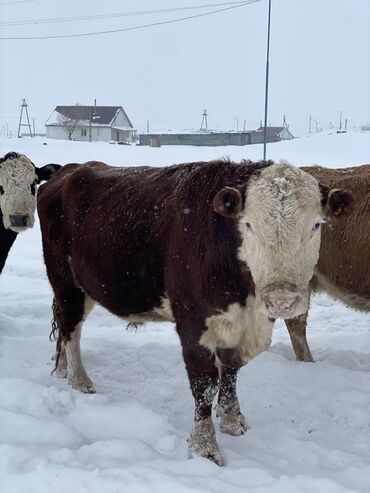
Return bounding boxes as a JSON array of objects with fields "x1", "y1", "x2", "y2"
[{"x1": 81, "y1": 129, "x2": 87, "y2": 137}]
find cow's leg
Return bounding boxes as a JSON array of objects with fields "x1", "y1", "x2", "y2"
[
  {"x1": 285, "y1": 312, "x2": 314, "y2": 362},
  {"x1": 216, "y1": 366, "x2": 248, "y2": 436},
  {"x1": 64, "y1": 314, "x2": 95, "y2": 393},
  {"x1": 54, "y1": 342, "x2": 67, "y2": 378},
  {"x1": 46, "y1": 256, "x2": 96, "y2": 393},
  {"x1": 0, "y1": 227, "x2": 17, "y2": 274},
  {"x1": 177, "y1": 325, "x2": 223, "y2": 466}
]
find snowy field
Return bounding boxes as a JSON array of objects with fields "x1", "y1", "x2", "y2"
[{"x1": 0, "y1": 133, "x2": 369, "y2": 493}]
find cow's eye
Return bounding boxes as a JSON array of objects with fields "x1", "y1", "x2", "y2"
[
  {"x1": 312, "y1": 222, "x2": 321, "y2": 230},
  {"x1": 0, "y1": 185, "x2": 4, "y2": 195},
  {"x1": 246, "y1": 222, "x2": 252, "y2": 229}
]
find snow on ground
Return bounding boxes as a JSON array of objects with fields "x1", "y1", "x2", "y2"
[{"x1": 0, "y1": 133, "x2": 369, "y2": 493}]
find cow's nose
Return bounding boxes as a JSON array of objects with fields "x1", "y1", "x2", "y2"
[
  {"x1": 9, "y1": 215, "x2": 29, "y2": 228},
  {"x1": 264, "y1": 291, "x2": 300, "y2": 318}
]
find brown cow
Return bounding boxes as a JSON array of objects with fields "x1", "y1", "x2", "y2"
[
  {"x1": 37, "y1": 159, "x2": 350, "y2": 465},
  {"x1": 286, "y1": 164, "x2": 370, "y2": 362}
]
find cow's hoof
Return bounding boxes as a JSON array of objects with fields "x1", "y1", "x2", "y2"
[
  {"x1": 302, "y1": 354, "x2": 314, "y2": 363},
  {"x1": 219, "y1": 412, "x2": 248, "y2": 436},
  {"x1": 188, "y1": 418, "x2": 224, "y2": 466},
  {"x1": 68, "y1": 375, "x2": 96, "y2": 394}
]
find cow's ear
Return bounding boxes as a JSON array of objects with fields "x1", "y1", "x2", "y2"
[
  {"x1": 320, "y1": 184, "x2": 353, "y2": 217},
  {"x1": 35, "y1": 164, "x2": 61, "y2": 182},
  {"x1": 213, "y1": 187, "x2": 242, "y2": 217}
]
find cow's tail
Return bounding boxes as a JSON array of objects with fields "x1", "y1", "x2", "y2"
[{"x1": 49, "y1": 297, "x2": 63, "y2": 374}]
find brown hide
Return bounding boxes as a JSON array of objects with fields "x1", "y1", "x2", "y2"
[
  {"x1": 38, "y1": 158, "x2": 351, "y2": 464},
  {"x1": 37, "y1": 160, "x2": 270, "y2": 325},
  {"x1": 303, "y1": 164, "x2": 370, "y2": 310}
]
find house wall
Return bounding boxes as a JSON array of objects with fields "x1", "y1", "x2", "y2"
[
  {"x1": 46, "y1": 126, "x2": 70, "y2": 140},
  {"x1": 46, "y1": 125, "x2": 111, "y2": 142},
  {"x1": 112, "y1": 109, "x2": 132, "y2": 128}
]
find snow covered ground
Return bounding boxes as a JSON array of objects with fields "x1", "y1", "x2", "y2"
[{"x1": 0, "y1": 133, "x2": 369, "y2": 493}]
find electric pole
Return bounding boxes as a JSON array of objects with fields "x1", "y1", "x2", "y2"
[
  {"x1": 17, "y1": 99, "x2": 33, "y2": 138},
  {"x1": 263, "y1": 0, "x2": 272, "y2": 160},
  {"x1": 200, "y1": 109, "x2": 208, "y2": 131}
]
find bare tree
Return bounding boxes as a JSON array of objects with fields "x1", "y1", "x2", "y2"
[
  {"x1": 57, "y1": 110, "x2": 83, "y2": 140},
  {"x1": 57, "y1": 114, "x2": 79, "y2": 140}
]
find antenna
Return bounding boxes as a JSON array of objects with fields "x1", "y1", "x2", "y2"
[{"x1": 17, "y1": 98, "x2": 33, "y2": 138}]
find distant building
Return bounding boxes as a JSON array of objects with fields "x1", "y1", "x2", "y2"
[
  {"x1": 140, "y1": 126, "x2": 294, "y2": 147},
  {"x1": 139, "y1": 130, "x2": 263, "y2": 147},
  {"x1": 256, "y1": 126, "x2": 294, "y2": 142},
  {"x1": 45, "y1": 105, "x2": 137, "y2": 144}
]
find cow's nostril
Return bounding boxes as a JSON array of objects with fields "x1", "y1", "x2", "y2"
[{"x1": 9, "y1": 215, "x2": 29, "y2": 228}]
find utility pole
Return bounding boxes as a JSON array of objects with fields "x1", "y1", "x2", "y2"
[
  {"x1": 89, "y1": 106, "x2": 92, "y2": 142},
  {"x1": 263, "y1": 0, "x2": 272, "y2": 160},
  {"x1": 339, "y1": 110, "x2": 343, "y2": 131},
  {"x1": 17, "y1": 98, "x2": 33, "y2": 138},
  {"x1": 309, "y1": 115, "x2": 312, "y2": 134},
  {"x1": 146, "y1": 120, "x2": 150, "y2": 133},
  {"x1": 200, "y1": 109, "x2": 208, "y2": 131},
  {"x1": 234, "y1": 117, "x2": 239, "y2": 131}
]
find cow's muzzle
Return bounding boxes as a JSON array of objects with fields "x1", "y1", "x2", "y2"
[
  {"x1": 263, "y1": 290, "x2": 301, "y2": 319},
  {"x1": 9, "y1": 214, "x2": 30, "y2": 229}
]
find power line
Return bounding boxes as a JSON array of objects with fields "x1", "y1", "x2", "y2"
[
  {"x1": 0, "y1": 0, "x2": 261, "y2": 40},
  {"x1": 0, "y1": 0, "x2": 34, "y2": 5},
  {"x1": 0, "y1": 1, "x2": 250, "y2": 26}
]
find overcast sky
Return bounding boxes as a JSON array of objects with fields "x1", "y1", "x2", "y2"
[{"x1": 0, "y1": 0, "x2": 369, "y2": 136}]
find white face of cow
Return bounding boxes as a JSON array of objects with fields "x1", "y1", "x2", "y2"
[
  {"x1": 0, "y1": 153, "x2": 38, "y2": 233},
  {"x1": 213, "y1": 162, "x2": 352, "y2": 320},
  {"x1": 238, "y1": 163, "x2": 324, "y2": 318}
]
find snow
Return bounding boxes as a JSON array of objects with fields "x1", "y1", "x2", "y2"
[{"x1": 0, "y1": 132, "x2": 369, "y2": 492}]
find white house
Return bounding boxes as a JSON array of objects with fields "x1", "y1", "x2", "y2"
[{"x1": 45, "y1": 105, "x2": 137, "y2": 143}]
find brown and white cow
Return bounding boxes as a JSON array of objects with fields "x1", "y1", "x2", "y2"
[
  {"x1": 285, "y1": 164, "x2": 369, "y2": 362},
  {"x1": 0, "y1": 152, "x2": 60, "y2": 273},
  {"x1": 37, "y1": 159, "x2": 351, "y2": 465}
]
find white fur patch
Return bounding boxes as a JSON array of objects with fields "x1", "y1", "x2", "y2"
[
  {"x1": 200, "y1": 296, "x2": 273, "y2": 364},
  {"x1": 125, "y1": 296, "x2": 174, "y2": 325},
  {"x1": 237, "y1": 162, "x2": 324, "y2": 315},
  {"x1": 0, "y1": 154, "x2": 37, "y2": 231}
]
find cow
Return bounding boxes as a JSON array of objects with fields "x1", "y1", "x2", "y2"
[
  {"x1": 0, "y1": 152, "x2": 61, "y2": 273},
  {"x1": 37, "y1": 159, "x2": 351, "y2": 465},
  {"x1": 285, "y1": 164, "x2": 369, "y2": 362}
]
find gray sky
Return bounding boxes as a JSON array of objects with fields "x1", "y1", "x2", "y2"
[{"x1": 1, "y1": 0, "x2": 369, "y2": 136}]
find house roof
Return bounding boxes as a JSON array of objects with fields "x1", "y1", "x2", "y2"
[
  {"x1": 49, "y1": 105, "x2": 133, "y2": 128},
  {"x1": 257, "y1": 126, "x2": 293, "y2": 138}
]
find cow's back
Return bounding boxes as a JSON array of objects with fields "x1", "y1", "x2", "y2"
[
  {"x1": 37, "y1": 159, "x2": 268, "y2": 319},
  {"x1": 303, "y1": 164, "x2": 370, "y2": 310},
  {"x1": 38, "y1": 161, "x2": 176, "y2": 317}
]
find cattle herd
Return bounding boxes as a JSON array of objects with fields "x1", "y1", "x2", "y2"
[{"x1": 0, "y1": 151, "x2": 368, "y2": 466}]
